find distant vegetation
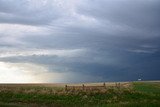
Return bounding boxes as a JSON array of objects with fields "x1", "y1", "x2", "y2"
[{"x1": 0, "y1": 81, "x2": 160, "y2": 107}]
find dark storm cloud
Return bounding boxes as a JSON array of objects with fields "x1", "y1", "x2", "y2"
[
  {"x1": 0, "y1": 0, "x2": 160, "y2": 82},
  {"x1": 1, "y1": 49, "x2": 160, "y2": 82}
]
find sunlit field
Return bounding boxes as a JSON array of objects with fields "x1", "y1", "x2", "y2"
[{"x1": 0, "y1": 81, "x2": 160, "y2": 107}]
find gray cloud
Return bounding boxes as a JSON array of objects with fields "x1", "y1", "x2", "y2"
[
  {"x1": 77, "y1": 0, "x2": 160, "y2": 30},
  {"x1": 0, "y1": 0, "x2": 160, "y2": 82},
  {"x1": 0, "y1": 0, "x2": 65, "y2": 25}
]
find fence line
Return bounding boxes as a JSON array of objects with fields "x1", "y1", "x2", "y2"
[
  {"x1": 65, "y1": 82, "x2": 114, "y2": 91},
  {"x1": 65, "y1": 82, "x2": 123, "y2": 91}
]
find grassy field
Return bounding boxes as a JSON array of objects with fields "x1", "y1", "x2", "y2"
[{"x1": 0, "y1": 81, "x2": 160, "y2": 107}]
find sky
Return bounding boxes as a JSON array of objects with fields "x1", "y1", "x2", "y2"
[{"x1": 0, "y1": 0, "x2": 160, "y2": 83}]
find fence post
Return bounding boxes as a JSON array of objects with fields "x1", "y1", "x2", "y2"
[
  {"x1": 65, "y1": 85, "x2": 67, "y2": 91},
  {"x1": 118, "y1": 83, "x2": 120, "y2": 89},
  {"x1": 73, "y1": 86, "x2": 75, "y2": 91},
  {"x1": 103, "y1": 82, "x2": 106, "y2": 88},
  {"x1": 82, "y1": 84, "x2": 85, "y2": 90}
]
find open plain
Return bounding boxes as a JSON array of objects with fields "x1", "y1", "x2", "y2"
[{"x1": 0, "y1": 81, "x2": 160, "y2": 107}]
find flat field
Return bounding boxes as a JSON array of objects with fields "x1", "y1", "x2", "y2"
[{"x1": 0, "y1": 81, "x2": 160, "y2": 107}]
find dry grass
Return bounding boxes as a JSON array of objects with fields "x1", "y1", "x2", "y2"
[
  {"x1": 0, "y1": 82, "x2": 132, "y2": 96},
  {"x1": 0, "y1": 82, "x2": 132, "y2": 93}
]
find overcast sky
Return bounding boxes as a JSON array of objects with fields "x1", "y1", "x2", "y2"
[{"x1": 0, "y1": 0, "x2": 160, "y2": 83}]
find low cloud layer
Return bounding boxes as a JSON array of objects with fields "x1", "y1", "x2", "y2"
[{"x1": 0, "y1": 0, "x2": 160, "y2": 83}]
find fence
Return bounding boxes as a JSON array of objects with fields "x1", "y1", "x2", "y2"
[{"x1": 65, "y1": 82, "x2": 122, "y2": 91}]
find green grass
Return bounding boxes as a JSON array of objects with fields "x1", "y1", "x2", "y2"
[
  {"x1": 133, "y1": 82, "x2": 160, "y2": 94},
  {"x1": 0, "y1": 82, "x2": 160, "y2": 107}
]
